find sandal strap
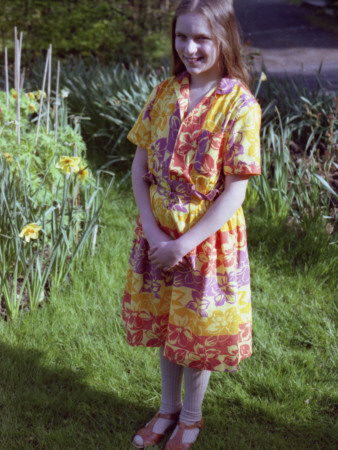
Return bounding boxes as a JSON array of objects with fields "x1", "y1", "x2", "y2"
[
  {"x1": 164, "y1": 418, "x2": 204, "y2": 450},
  {"x1": 176, "y1": 418, "x2": 204, "y2": 430},
  {"x1": 157, "y1": 411, "x2": 181, "y2": 420},
  {"x1": 132, "y1": 410, "x2": 181, "y2": 448}
]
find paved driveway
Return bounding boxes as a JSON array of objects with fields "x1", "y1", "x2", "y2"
[{"x1": 234, "y1": 0, "x2": 338, "y2": 88}]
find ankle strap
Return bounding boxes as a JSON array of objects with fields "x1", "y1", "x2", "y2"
[
  {"x1": 157, "y1": 410, "x2": 181, "y2": 420},
  {"x1": 177, "y1": 418, "x2": 204, "y2": 430}
]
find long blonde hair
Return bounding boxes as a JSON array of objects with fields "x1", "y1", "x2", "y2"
[{"x1": 171, "y1": 0, "x2": 250, "y2": 89}]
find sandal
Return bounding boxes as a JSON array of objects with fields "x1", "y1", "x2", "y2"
[
  {"x1": 164, "y1": 418, "x2": 204, "y2": 450},
  {"x1": 132, "y1": 410, "x2": 181, "y2": 448}
]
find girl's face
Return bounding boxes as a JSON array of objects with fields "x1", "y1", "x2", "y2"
[{"x1": 175, "y1": 12, "x2": 221, "y2": 83}]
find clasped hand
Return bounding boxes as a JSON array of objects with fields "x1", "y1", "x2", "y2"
[{"x1": 146, "y1": 230, "x2": 188, "y2": 271}]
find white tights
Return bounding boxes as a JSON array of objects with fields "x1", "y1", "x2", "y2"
[
  {"x1": 133, "y1": 347, "x2": 210, "y2": 447},
  {"x1": 158, "y1": 347, "x2": 211, "y2": 444}
]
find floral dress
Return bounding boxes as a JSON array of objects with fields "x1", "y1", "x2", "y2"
[{"x1": 122, "y1": 72, "x2": 261, "y2": 372}]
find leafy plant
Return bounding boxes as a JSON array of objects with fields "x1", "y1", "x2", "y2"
[
  {"x1": 0, "y1": 151, "x2": 114, "y2": 320},
  {"x1": 0, "y1": 61, "x2": 114, "y2": 319},
  {"x1": 53, "y1": 60, "x2": 169, "y2": 166}
]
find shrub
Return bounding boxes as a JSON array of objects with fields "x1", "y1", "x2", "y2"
[{"x1": 0, "y1": 0, "x2": 173, "y2": 65}]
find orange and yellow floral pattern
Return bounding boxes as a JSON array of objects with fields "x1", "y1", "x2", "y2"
[{"x1": 123, "y1": 73, "x2": 261, "y2": 372}]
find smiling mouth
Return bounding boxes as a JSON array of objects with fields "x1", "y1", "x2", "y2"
[{"x1": 185, "y1": 57, "x2": 202, "y2": 63}]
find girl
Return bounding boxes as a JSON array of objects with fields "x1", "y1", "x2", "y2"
[{"x1": 122, "y1": 0, "x2": 261, "y2": 448}]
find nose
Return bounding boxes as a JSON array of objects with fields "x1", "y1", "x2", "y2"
[{"x1": 185, "y1": 38, "x2": 197, "y2": 55}]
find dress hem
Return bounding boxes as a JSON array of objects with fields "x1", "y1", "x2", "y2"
[{"x1": 122, "y1": 308, "x2": 252, "y2": 373}]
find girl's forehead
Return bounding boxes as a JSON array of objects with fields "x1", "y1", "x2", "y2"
[{"x1": 175, "y1": 12, "x2": 213, "y2": 36}]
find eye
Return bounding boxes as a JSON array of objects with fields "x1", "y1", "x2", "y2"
[
  {"x1": 175, "y1": 33, "x2": 186, "y2": 40},
  {"x1": 197, "y1": 35, "x2": 209, "y2": 41}
]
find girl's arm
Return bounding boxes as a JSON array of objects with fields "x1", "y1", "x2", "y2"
[
  {"x1": 132, "y1": 146, "x2": 172, "y2": 248},
  {"x1": 149, "y1": 174, "x2": 249, "y2": 270}
]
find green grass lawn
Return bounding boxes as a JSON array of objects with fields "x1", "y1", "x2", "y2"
[{"x1": 0, "y1": 183, "x2": 337, "y2": 449}]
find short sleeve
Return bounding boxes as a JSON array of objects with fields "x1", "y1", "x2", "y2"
[
  {"x1": 223, "y1": 101, "x2": 261, "y2": 176},
  {"x1": 127, "y1": 85, "x2": 159, "y2": 150}
]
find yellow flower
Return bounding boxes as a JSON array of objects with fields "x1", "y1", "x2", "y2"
[
  {"x1": 56, "y1": 156, "x2": 81, "y2": 175},
  {"x1": 260, "y1": 72, "x2": 267, "y2": 82},
  {"x1": 28, "y1": 103, "x2": 37, "y2": 113},
  {"x1": 10, "y1": 88, "x2": 18, "y2": 99},
  {"x1": 76, "y1": 165, "x2": 89, "y2": 182},
  {"x1": 3, "y1": 153, "x2": 13, "y2": 163},
  {"x1": 19, "y1": 223, "x2": 42, "y2": 242},
  {"x1": 27, "y1": 92, "x2": 35, "y2": 100},
  {"x1": 36, "y1": 90, "x2": 46, "y2": 100}
]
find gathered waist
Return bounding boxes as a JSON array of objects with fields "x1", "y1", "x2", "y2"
[{"x1": 144, "y1": 172, "x2": 221, "y2": 203}]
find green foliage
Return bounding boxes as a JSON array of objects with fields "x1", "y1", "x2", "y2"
[
  {"x1": 0, "y1": 89, "x2": 87, "y2": 205},
  {"x1": 0, "y1": 153, "x2": 114, "y2": 320},
  {"x1": 258, "y1": 73, "x2": 337, "y2": 152},
  {"x1": 0, "y1": 84, "x2": 114, "y2": 319},
  {"x1": 0, "y1": 0, "x2": 174, "y2": 65},
  {"x1": 250, "y1": 73, "x2": 337, "y2": 239},
  {"x1": 53, "y1": 60, "x2": 169, "y2": 166}
]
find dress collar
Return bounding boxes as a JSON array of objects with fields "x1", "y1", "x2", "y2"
[
  {"x1": 175, "y1": 72, "x2": 238, "y2": 121},
  {"x1": 175, "y1": 71, "x2": 241, "y2": 96},
  {"x1": 216, "y1": 77, "x2": 241, "y2": 95}
]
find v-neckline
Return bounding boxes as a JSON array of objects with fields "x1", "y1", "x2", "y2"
[
  {"x1": 187, "y1": 83, "x2": 218, "y2": 116},
  {"x1": 176, "y1": 73, "x2": 219, "y2": 121}
]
